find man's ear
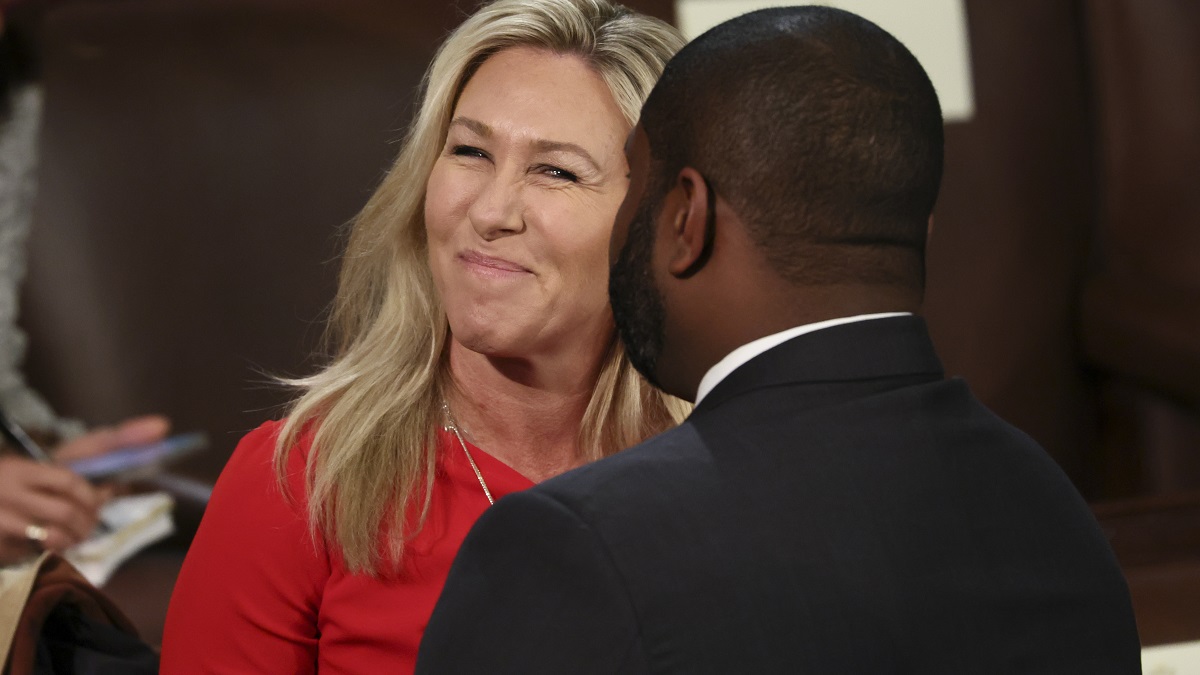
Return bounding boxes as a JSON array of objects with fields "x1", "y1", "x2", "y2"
[{"x1": 665, "y1": 167, "x2": 714, "y2": 279}]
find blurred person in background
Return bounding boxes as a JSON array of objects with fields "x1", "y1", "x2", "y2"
[
  {"x1": 0, "y1": 0, "x2": 168, "y2": 566},
  {"x1": 160, "y1": 0, "x2": 687, "y2": 672}
]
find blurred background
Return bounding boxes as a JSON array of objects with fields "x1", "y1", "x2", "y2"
[{"x1": 7, "y1": 0, "x2": 1198, "y2": 651}]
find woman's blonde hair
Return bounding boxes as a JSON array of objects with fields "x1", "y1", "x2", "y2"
[{"x1": 276, "y1": 0, "x2": 689, "y2": 575}]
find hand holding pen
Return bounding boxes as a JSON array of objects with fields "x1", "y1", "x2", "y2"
[{"x1": 0, "y1": 410, "x2": 169, "y2": 564}]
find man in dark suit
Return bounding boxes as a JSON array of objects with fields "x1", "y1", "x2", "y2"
[{"x1": 417, "y1": 6, "x2": 1141, "y2": 673}]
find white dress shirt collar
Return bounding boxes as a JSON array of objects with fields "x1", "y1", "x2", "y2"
[{"x1": 693, "y1": 313, "x2": 912, "y2": 405}]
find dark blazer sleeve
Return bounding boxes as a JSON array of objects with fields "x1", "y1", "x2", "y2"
[{"x1": 416, "y1": 489, "x2": 648, "y2": 675}]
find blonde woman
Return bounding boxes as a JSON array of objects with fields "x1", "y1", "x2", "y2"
[{"x1": 161, "y1": 0, "x2": 686, "y2": 672}]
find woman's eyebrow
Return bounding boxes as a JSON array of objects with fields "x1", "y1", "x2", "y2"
[
  {"x1": 531, "y1": 139, "x2": 600, "y2": 173},
  {"x1": 450, "y1": 116, "x2": 601, "y2": 173},
  {"x1": 448, "y1": 116, "x2": 493, "y2": 137}
]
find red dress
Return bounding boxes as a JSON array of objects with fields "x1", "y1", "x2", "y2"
[{"x1": 160, "y1": 420, "x2": 533, "y2": 674}]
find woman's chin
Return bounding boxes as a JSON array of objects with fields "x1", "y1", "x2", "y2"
[
  {"x1": 447, "y1": 309, "x2": 613, "y2": 365},
  {"x1": 450, "y1": 325, "x2": 532, "y2": 360}
]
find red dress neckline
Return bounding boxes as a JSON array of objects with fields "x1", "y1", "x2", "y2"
[{"x1": 435, "y1": 427, "x2": 536, "y2": 499}]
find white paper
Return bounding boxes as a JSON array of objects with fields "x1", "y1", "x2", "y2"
[
  {"x1": 65, "y1": 492, "x2": 175, "y2": 587},
  {"x1": 1143, "y1": 640, "x2": 1200, "y2": 674},
  {"x1": 674, "y1": 0, "x2": 975, "y2": 122}
]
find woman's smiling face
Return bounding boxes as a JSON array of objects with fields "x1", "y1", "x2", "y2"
[{"x1": 424, "y1": 46, "x2": 631, "y2": 360}]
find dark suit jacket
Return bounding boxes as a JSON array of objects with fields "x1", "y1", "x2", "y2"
[{"x1": 417, "y1": 317, "x2": 1141, "y2": 674}]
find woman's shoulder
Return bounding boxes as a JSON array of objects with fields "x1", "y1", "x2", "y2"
[
  {"x1": 234, "y1": 418, "x2": 298, "y2": 450},
  {"x1": 215, "y1": 418, "x2": 313, "y2": 505},
  {"x1": 231, "y1": 418, "x2": 285, "y2": 455},
  {"x1": 163, "y1": 418, "x2": 329, "y2": 670}
]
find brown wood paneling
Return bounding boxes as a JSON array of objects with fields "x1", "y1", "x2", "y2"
[
  {"x1": 924, "y1": 0, "x2": 1100, "y2": 489},
  {"x1": 1094, "y1": 492, "x2": 1200, "y2": 646},
  {"x1": 1081, "y1": 0, "x2": 1200, "y2": 496},
  {"x1": 21, "y1": 0, "x2": 450, "y2": 482}
]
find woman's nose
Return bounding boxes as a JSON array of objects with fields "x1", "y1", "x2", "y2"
[{"x1": 467, "y1": 175, "x2": 525, "y2": 240}]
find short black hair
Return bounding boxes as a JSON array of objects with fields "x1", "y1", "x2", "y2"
[{"x1": 640, "y1": 6, "x2": 943, "y2": 288}]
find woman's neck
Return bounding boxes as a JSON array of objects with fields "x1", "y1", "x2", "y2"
[{"x1": 444, "y1": 338, "x2": 608, "y2": 483}]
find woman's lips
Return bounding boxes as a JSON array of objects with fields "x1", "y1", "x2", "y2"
[{"x1": 458, "y1": 251, "x2": 532, "y2": 275}]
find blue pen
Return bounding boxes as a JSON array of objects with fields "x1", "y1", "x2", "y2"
[{"x1": 0, "y1": 407, "x2": 54, "y2": 463}]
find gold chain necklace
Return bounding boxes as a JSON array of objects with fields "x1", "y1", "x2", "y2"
[{"x1": 441, "y1": 401, "x2": 495, "y2": 505}]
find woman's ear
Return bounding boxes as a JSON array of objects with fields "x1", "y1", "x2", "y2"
[{"x1": 666, "y1": 167, "x2": 715, "y2": 279}]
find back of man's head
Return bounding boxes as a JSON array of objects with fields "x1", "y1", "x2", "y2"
[{"x1": 640, "y1": 6, "x2": 943, "y2": 290}]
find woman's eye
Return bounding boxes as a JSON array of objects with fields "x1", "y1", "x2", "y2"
[
  {"x1": 452, "y1": 145, "x2": 488, "y2": 159},
  {"x1": 542, "y1": 166, "x2": 579, "y2": 182}
]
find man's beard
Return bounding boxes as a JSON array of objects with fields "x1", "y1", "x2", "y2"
[{"x1": 609, "y1": 191, "x2": 667, "y2": 388}]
